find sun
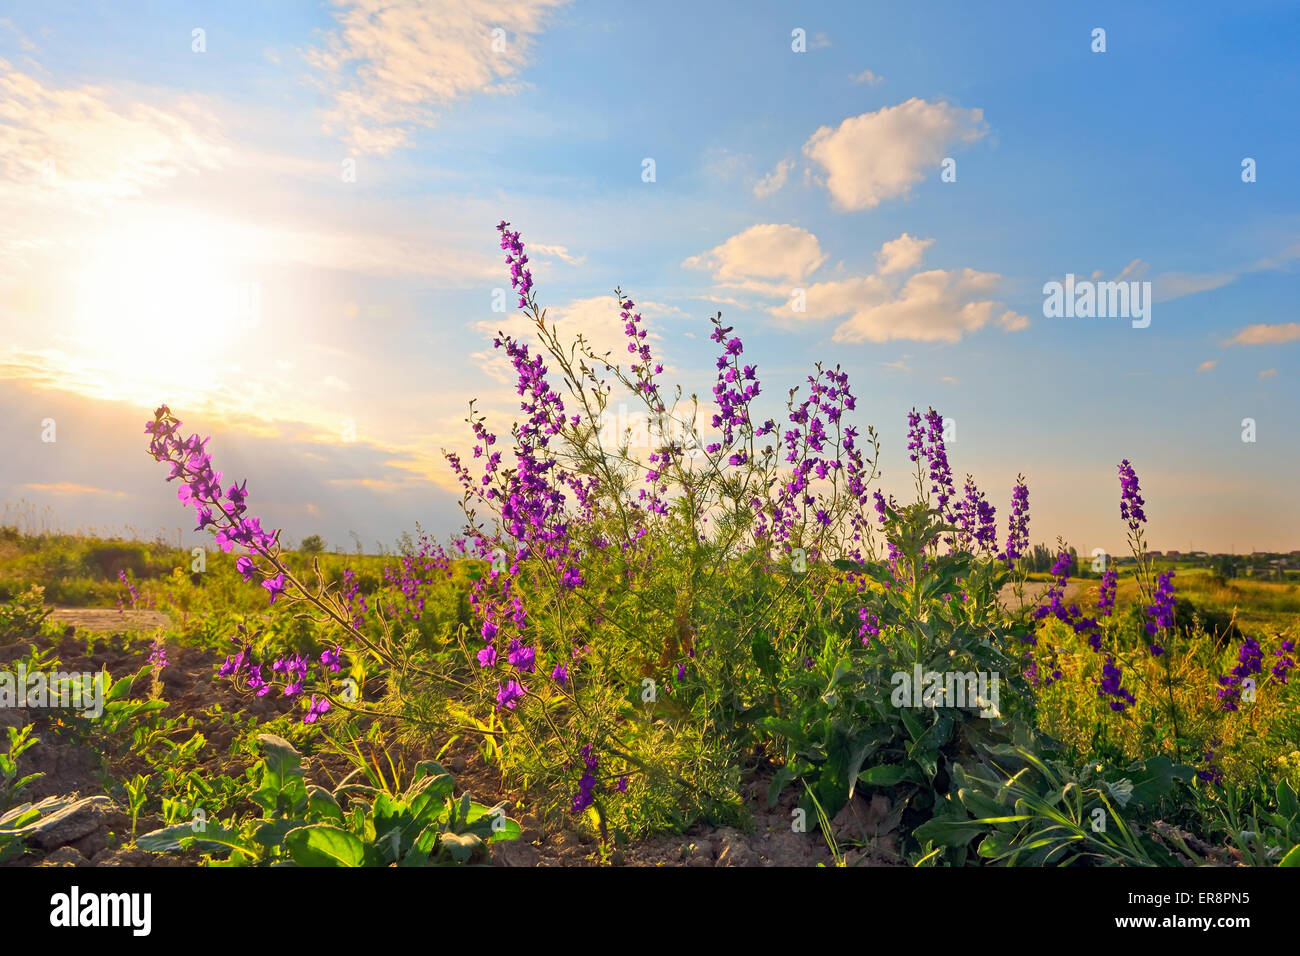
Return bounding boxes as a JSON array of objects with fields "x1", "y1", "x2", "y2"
[{"x1": 69, "y1": 214, "x2": 260, "y2": 400}]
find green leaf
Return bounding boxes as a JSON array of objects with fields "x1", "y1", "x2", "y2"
[
  {"x1": 911, "y1": 816, "x2": 986, "y2": 848},
  {"x1": 306, "y1": 785, "x2": 344, "y2": 824},
  {"x1": 257, "y1": 734, "x2": 302, "y2": 777},
  {"x1": 846, "y1": 732, "x2": 889, "y2": 800},
  {"x1": 1124, "y1": 756, "x2": 1178, "y2": 807},
  {"x1": 253, "y1": 817, "x2": 310, "y2": 850},
  {"x1": 284, "y1": 824, "x2": 366, "y2": 867},
  {"x1": 1279, "y1": 845, "x2": 1300, "y2": 868},
  {"x1": 857, "y1": 763, "x2": 918, "y2": 788},
  {"x1": 439, "y1": 831, "x2": 483, "y2": 864},
  {"x1": 1277, "y1": 782, "x2": 1298, "y2": 820},
  {"x1": 135, "y1": 823, "x2": 195, "y2": 853},
  {"x1": 898, "y1": 707, "x2": 924, "y2": 744}
]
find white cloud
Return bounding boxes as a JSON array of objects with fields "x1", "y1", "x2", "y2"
[
  {"x1": 780, "y1": 274, "x2": 892, "y2": 320},
  {"x1": 693, "y1": 225, "x2": 1020, "y2": 345},
  {"x1": 997, "y1": 309, "x2": 1030, "y2": 332},
  {"x1": 684, "y1": 224, "x2": 826, "y2": 286},
  {"x1": 876, "y1": 233, "x2": 933, "y2": 275},
  {"x1": 829, "y1": 268, "x2": 1006, "y2": 344},
  {"x1": 304, "y1": 0, "x2": 570, "y2": 155},
  {"x1": 1197, "y1": 360, "x2": 1218, "y2": 371},
  {"x1": 802, "y1": 98, "x2": 987, "y2": 211},
  {"x1": 850, "y1": 68, "x2": 883, "y2": 85},
  {"x1": 753, "y1": 159, "x2": 794, "y2": 199},
  {"x1": 0, "y1": 58, "x2": 229, "y2": 205},
  {"x1": 531, "y1": 242, "x2": 586, "y2": 266},
  {"x1": 1259, "y1": 368, "x2": 1278, "y2": 379}
]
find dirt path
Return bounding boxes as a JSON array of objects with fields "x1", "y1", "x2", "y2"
[
  {"x1": 997, "y1": 580, "x2": 1088, "y2": 613},
  {"x1": 50, "y1": 608, "x2": 170, "y2": 632}
]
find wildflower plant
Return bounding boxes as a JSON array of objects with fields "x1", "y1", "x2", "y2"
[{"x1": 140, "y1": 220, "x2": 1288, "y2": 851}]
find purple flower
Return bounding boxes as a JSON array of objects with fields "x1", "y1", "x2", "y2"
[
  {"x1": 1118, "y1": 459, "x2": 1146, "y2": 529},
  {"x1": 1144, "y1": 570, "x2": 1176, "y2": 654},
  {"x1": 1197, "y1": 741, "x2": 1224, "y2": 785},
  {"x1": 320, "y1": 645, "x2": 342, "y2": 673},
  {"x1": 571, "y1": 744, "x2": 600, "y2": 812},
  {"x1": 304, "y1": 695, "x2": 330, "y2": 724},
  {"x1": 218, "y1": 647, "x2": 247, "y2": 678},
  {"x1": 496, "y1": 678, "x2": 526, "y2": 710},
  {"x1": 246, "y1": 665, "x2": 270, "y2": 697},
  {"x1": 857, "y1": 608, "x2": 880, "y2": 646},
  {"x1": 262, "y1": 572, "x2": 288, "y2": 605},
  {"x1": 235, "y1": 555, "x2": 258, "y2": 582},
  {"x1": 551, "y1": 662, "x2": 568, "y2": 685},
  {"x1": 1097, "y1": 569, "x2": 1118, "y2": 616},
  {"x1": 477, "y1": 645, "x2": 497, "y2": 668},
  {"x1": 1273, "y1": 637, "x2": 1295, "y2": 684},
  {"x1": 1097, "y1": 655, "x2": 1136, "y2": 712},
  {"x1": 147, "y1": 639, "x2": 168, "y2": 670},
  {"x1": 507, "y1": 639, "x2": 536, "y2": 673},
  {"x1": 1217, "y1": 636, "x2": 1264, "y2": 711},
  {"x1": 1001, "y1": 477, "x2": 1030, "y2": 566}
]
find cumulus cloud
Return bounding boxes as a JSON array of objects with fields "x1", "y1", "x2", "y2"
[
  {"x1": 689, "y1": 224, "x2": 1021, "y2": 344},
  {"x1": 780, "y1": 275, "x2": 892, "y2": 321},
  {"x1": 304, "y1": 0, "x2": 570, "y2": 154},
  {"x1": 1223, "y1": 322, "x2": 1300, "y2": 346},
  {"x1": 876, "y1": 233, "x2": 933, "y2": 275},
  {"x1": 802, "y1": 98, "x2": 987, "y2": 211},
  {"x1": 829, "y1": 268, "x2": 1005, "y2": 344},
  {"x1": 683, "y1": 224, "x2": 826, "y2": 287}
]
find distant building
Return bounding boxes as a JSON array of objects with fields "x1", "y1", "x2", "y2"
[
  {"x1": 1149, "y1": 551, "x2": 1163, "y2": 558},
  {"x1": 1165, "y1": 550, "x2": 1181, "y2": 559}
]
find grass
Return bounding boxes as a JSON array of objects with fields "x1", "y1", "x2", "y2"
[{"x1": 2, "y1": 521, "x2": 1297, "y2": 866}]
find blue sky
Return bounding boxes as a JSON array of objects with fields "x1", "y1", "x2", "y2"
[{"x1": 1, "y1": 0, "x2": 1297, "y2": 554}]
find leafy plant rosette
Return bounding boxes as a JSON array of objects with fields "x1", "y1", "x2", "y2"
[{"x1": 138, "y1": 734, "x2": 519, "y2": 866}]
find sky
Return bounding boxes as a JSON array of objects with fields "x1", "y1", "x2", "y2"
[{"x1": 1, "y1": 0, "x2": 1298, "y2": 556}]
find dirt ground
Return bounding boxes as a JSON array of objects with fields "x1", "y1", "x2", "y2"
[
  {"x1": 997, "y1": 580, "x2": 1085, "y2": 612},
  {"x1": 50, "y1": 608, "x2": 170, "y2": 632},
  {"x1": 3, "y1": 621, "x2": 900, "y2": 868}
]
